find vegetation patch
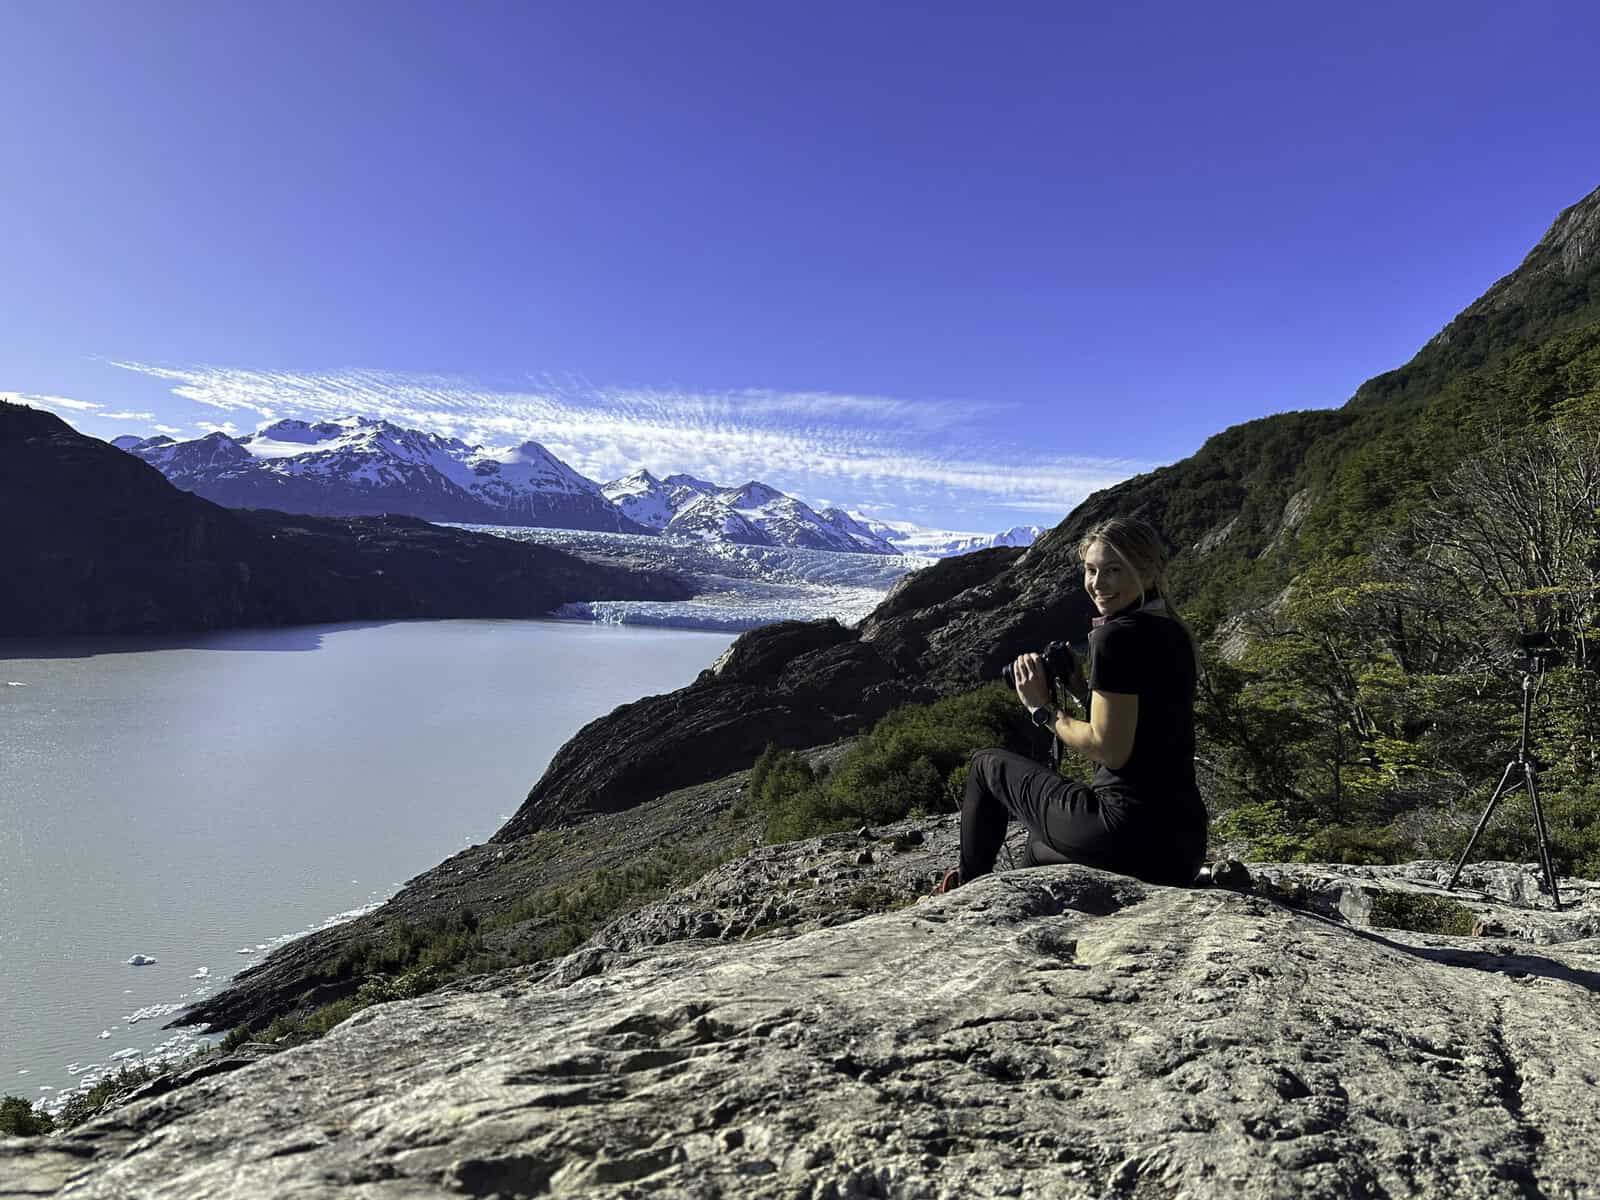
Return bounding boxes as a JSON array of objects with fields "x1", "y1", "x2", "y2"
[
  {"x1": 752, "y1": 683, "x2": 1033, "y2": 843},
  {"x1": 1196, "y1": 382, "x2": 1600, "y2": 876},
  {"x1": 843, "y1": 883, "x2": 912, "y2": 914},
  {"x1": 1368, "y1": 892, "x2": 1478, "y2": 937},
  {"x1": 0, "y1": 1094, "x2": 55, "y2": 1137}
]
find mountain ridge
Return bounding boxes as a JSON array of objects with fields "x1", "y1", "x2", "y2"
[
  {"x1": 117, "y1": 421, "x2": 1031, "y2": 557},
  {"x1": 0, "y1": 403, "x2": 691, "y2": 637},
  {"x1": 117, "y1": 416, "x2": 646, "y2": 534}
]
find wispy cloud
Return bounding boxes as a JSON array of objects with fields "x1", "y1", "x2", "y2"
[
  {"x1": 153, "y1": 424, "x2": 184, "y2": 435},
  {"x1": 99, "y1": 410, "x2": 156, "y2": 421},
  {"x1": 196, "y1": 419, "x2": 240, "y2": 435},
  {"x1": 109, "y1": 361, "x2": 1150, "y2": 519}
]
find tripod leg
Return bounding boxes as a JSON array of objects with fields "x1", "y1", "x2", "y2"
[
  {"x1": 1447, "y1": 761, "x2": 1523, "y2": 892},
  {"x1": 1524, "y1": 767, "x2": 1563, "y2": 912}
]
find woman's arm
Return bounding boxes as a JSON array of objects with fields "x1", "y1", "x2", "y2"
[
  {"x1": 1048, "y1": 691, "x2": 1137, "y2": 769},
  {"x1": 1011, "y1": 653, "x2": 1139, "y2": 769}
]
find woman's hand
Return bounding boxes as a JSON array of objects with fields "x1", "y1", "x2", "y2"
[{"x1": 1011, "y1": 653, "x2": 1051, "y2": 710}]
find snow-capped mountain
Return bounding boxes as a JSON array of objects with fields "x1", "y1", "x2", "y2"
[
  {"x1": 817, "y1": 507, "x2": 902, "y2": 554},
  {"x1": 115, "y1": 415, "x2": 1040, "y2": 556},
  {"x1": 601, "y1": 468, "x2": 714, "y2": 531},
  {"x1": 857, "y1": 518, "x2": 1045, "y2": 558},
  {"x1": 602, "y1": 468, "x2": 673, "y2": 529},
  {"x1": 112, "y1": 431, "x2": 253, "y2": 484},
  {"x1": 118, "y1": 417, "x2": 646, "y2": 533},
  {"x1": 601, "y1": 471, "x2": 898, "y2": 553},
  {"x1": 665, "y1": 491, "x2": 774, "y2": 545}
]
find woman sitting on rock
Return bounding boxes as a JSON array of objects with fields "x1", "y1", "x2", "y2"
[{"x1": 938, "y1": 516, "x2": 1208, "y2": 891}]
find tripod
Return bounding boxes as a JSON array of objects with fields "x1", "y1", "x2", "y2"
[{"x1": 1446, "y1": 665, "x2": 1562, "y2": 911}]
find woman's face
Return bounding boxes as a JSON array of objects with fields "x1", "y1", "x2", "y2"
[{"x1": 1082, "y1": 540, "x2": 1148, "y2": 616}]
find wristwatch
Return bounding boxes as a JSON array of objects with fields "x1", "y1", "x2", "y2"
[{"x1": 1029, "y1": 705, "x2": 1056, "y2": 729}]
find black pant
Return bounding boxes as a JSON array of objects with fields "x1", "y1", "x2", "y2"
[{"x1": 959, "y1": 748, "x2": 1206, "y2": 887}]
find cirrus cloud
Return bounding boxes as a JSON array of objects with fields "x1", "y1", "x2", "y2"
[{"x1": 108, "y1": 361, "x2": 1150, "y2": 523}]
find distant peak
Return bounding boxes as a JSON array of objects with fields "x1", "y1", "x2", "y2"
[
  {"x1": 1446, "y1": 181, "x2": 1600, "y2": 332},
  {"x1": 726, "y1": 479, "x2": 785, "y2": 502},
  {"x1": 502, "y1": 439, "x2": 559, "y2": 462},
  {"x1": 664, "y1": 472, "x2": 719, "y2": 492},
  {"x1": 1533, "y1": 182, "x2": 1600, "y2": 276}
]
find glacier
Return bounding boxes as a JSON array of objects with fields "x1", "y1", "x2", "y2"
[{"x1": 455, "y1": 524, "x2": 937, "y2": 631}]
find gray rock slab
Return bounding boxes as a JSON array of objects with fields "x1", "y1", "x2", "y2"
[{"x1": 7, "y1": 845, "x2": 1600, "y2": 1199}]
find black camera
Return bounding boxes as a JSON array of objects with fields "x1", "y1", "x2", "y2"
[
  {"x1": 1001, "y1": 640, "x2": 1083, "y2": 693},
  {"x1": 1515, "y1": 631, "x2": 1564, "y2": 672}
]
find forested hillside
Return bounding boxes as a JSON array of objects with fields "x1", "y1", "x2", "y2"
[{"x1": 1040, "y1": 184, "x2": 1600, "y2": 872}]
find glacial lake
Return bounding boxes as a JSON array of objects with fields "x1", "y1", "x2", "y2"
[{"x1": 0, "y1": 619, "x2": 734, "y2": 1104}]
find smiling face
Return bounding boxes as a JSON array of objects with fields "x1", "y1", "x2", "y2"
[{"x1": 1082, "y1": 539, "x2": 1150, "y2": 616}]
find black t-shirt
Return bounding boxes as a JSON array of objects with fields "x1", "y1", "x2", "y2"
[{"x1": 1087, "y1": 606, "x2": 1199, "y2": 804}]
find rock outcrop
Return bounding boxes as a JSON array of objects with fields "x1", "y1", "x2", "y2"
[{"x1": 8, "y1": 830, "x2": 1599, "y2": 1198}]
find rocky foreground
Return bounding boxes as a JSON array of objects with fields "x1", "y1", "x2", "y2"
[{"x1": 5, "y1": 819, "x2": 1599, "y2": 1199}]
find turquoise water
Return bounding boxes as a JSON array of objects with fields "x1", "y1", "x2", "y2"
[{"x1": 0, "y1": 619, "x2": 733, "y2": 1103}]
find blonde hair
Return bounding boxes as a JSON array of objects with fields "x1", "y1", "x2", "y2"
[{"x1": 1077, "y1": 517, "x2": 1200, "y2": 672}]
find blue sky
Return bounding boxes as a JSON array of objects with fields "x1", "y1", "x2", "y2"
[{"x1": 4, "y1": 1, "x2": 1597, "y2": 532}]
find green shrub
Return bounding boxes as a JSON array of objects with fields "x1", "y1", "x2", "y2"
[
  {"x1": 1369, "y1": 892, "x2": 1477, "y2": 937},
  {"x1": 0, "y1": 1095, "x2": 54, "y2": 1137},
  {"x1": 262, "y1": 997, "x2": 362, "y2": 1048},
  {"x1": 751, "y1": 743, "x2": 814, "y2": 804},
  {"x1": 756, "y1": 684, "x2": 1030, "y2": 843},
  {"x1": 1295, "y1": 824, "x2": 1411, "y2": 866},
  {"x1": 1211, "y1": 799, "x2": 1312, "y2": 862}
]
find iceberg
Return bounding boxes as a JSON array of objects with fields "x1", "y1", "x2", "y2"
[{"x1": 125, "y1": 954, "x2": 157, "y2": 966}]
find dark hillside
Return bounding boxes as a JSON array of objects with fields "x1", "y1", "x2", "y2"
[{"x1": 0, "y1": 403, "x2": 690, "y2": 636}]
